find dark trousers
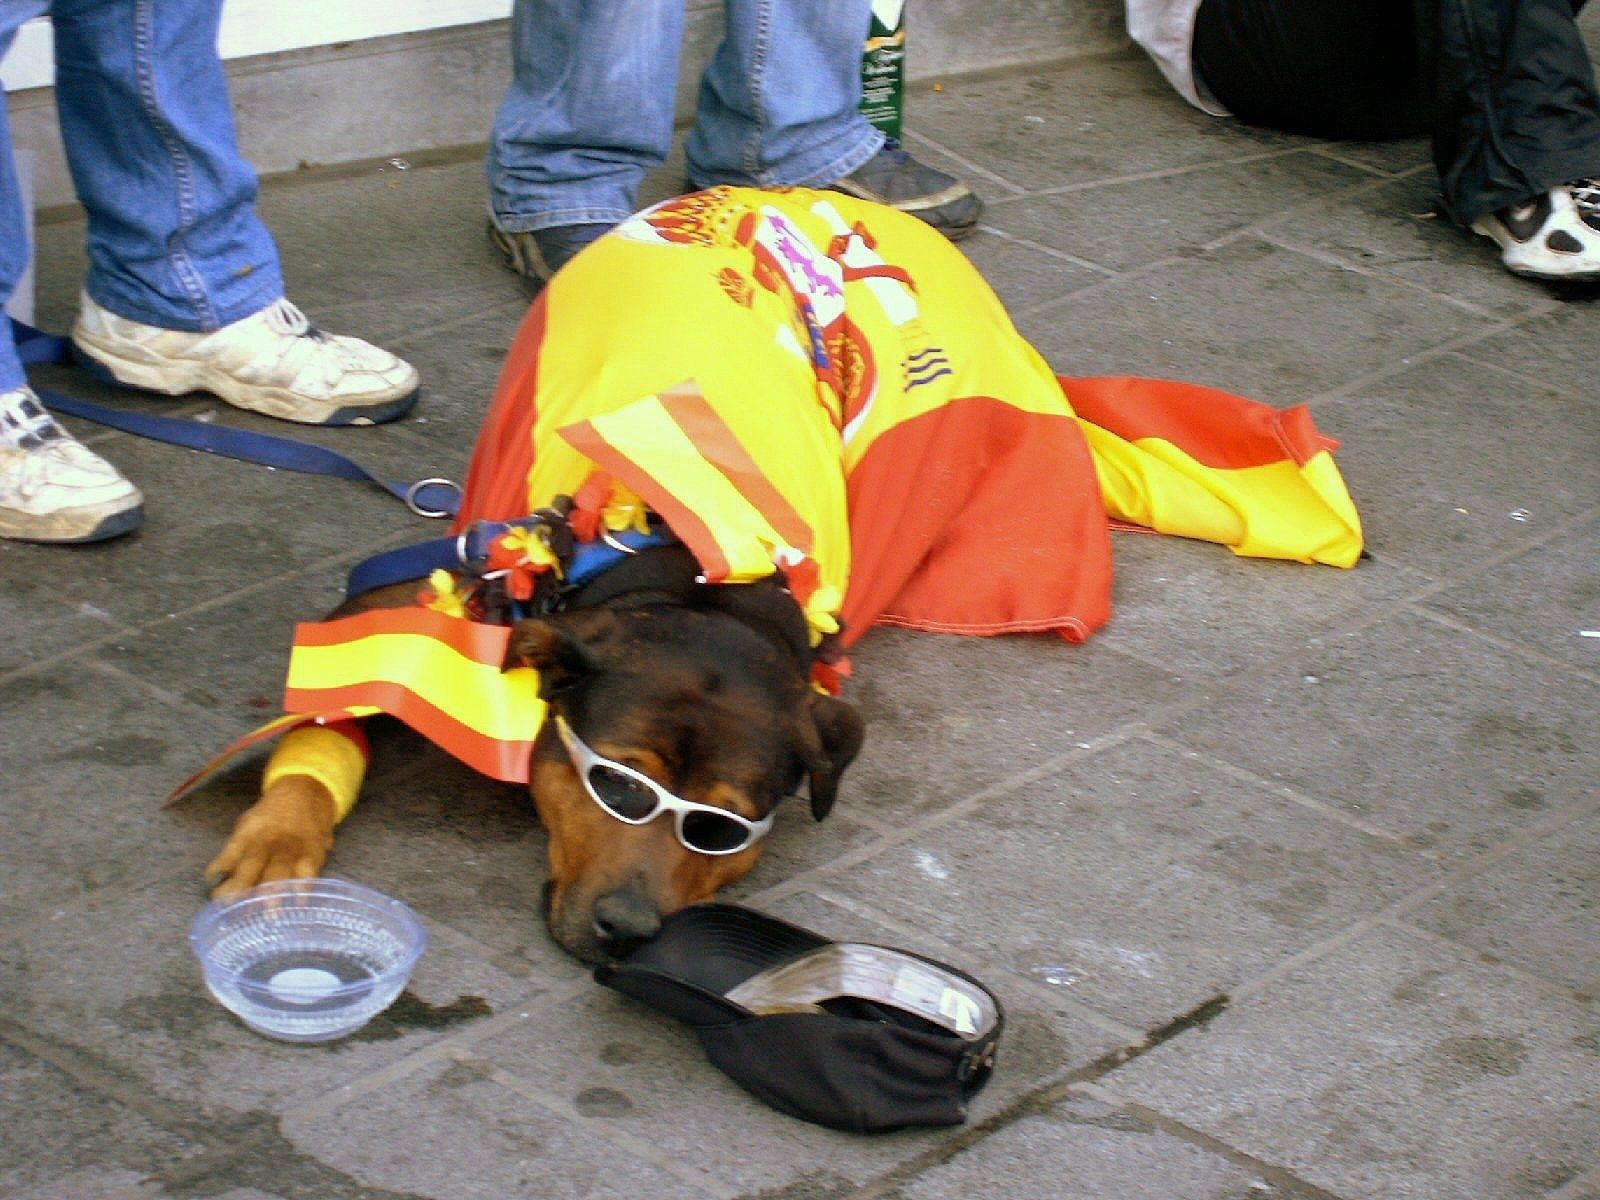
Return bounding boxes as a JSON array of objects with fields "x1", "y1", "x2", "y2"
[{"x1": 1192, "y1": 0, "x2": 1600, "y2": 224}]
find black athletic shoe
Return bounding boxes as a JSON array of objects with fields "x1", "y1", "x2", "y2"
[
  {"x1": 826, "y1": 139, "x2": 982, "y2": 240},
  {"x1": 490, "y1": 221, "x2": 614, "y2": 294}
]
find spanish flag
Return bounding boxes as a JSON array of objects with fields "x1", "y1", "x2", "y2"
[{"x1": 195, "y1": 186, "x2": 1360, "y2": 790}]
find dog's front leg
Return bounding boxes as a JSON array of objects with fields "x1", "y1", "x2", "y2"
[{"x1": 205, "y1": 722, "x2": 367, "y2": 897}]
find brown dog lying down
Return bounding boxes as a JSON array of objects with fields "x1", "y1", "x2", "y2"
[
  {"x1": 200, "y1": 187, "x2": 1360, "y2": 962},
  {"x1": 208, "y1": 542, "x2": 864, "y2": 965}
]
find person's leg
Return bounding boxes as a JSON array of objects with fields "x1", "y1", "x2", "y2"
[
  {"x1": 685, "y1": 0, "x2": 883, "y2": 188},
  {"x1": 50, "y1": 0, "x2": 281, "y2": 331},
  {"x1": 487, "y1": 0, "x2": 684, "y2": 233},
  {"x1": 685, "y1": 0, "x2": 981, "y2": 237},
  {"x1": 1427, "y1": 0, "x2": 1600, "y2": 224},
  {"x1": 51, "y1": 0, "x2": 418, "y2": 423},
  {"x1": 0, "y1": 1, "x2": 144, "y2": 544},
  {"x1": 1191, "y1": 0, "x2": 1429, "y2": 139},
  {"x1": 485, "y1": 0, "x2": 683, "y2": 288},
  {"x1": 1, "y1": 0, "x2": 59, "y2": 393}
]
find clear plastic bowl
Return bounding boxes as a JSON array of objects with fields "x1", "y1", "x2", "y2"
[{"x1": 189, "y1": 877, "x2": 426, "y2": 1043}]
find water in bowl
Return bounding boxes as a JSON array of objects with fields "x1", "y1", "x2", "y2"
[
  {"x1": 240, "y1": 948, "x2": 379, "y2": 1010},
  {"x1": 200, "y1": 905, "x2": 415, "y2": 1040}
]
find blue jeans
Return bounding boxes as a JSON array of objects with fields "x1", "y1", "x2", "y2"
[
  {"x1": 486, "y1": 0, "x2": 886, "y2": 233},
  {"x1": 0, "y1": 0, "x2": 284, "y2": 391}
]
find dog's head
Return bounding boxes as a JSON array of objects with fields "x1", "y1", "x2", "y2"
[{"x1": 503, "y1": 577, "x2": 862, "y2": 963}]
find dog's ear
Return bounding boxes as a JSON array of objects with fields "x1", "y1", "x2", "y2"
[
  {"x1": 799, "y1": 692, "x2": 864, "y2": 821},
  {"x1": 503, "y1": 617, "x2": 599, "y2": 700}
]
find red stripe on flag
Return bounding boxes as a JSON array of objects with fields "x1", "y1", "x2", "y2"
[
  {"x1": 657, "y1": 383, "x2": 815, "y2": 551},
  {"x1": 1060, "y1": 375, "x2": 1338, "y2": 470},
  {"x1": 290, "y1": 607, "x2": 512, "y2": 664},
  {"x1": 559, "y1": 417, "x2": 734, "y2": 583},
  {"x1": 454, "y1": 298, "x2": 549, "y2": 529},
  {"x1": 283, "y1": 679, "x2": 534, "y2": 783}
]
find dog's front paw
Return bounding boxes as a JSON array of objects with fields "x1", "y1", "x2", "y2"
[{"x1": 205, "y1": 775, "x2": 336, "y2": 897}]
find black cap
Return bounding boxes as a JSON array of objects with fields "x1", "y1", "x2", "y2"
[{"x1": 594, "y1": 903, "x2": 1003, "y2": 1134}]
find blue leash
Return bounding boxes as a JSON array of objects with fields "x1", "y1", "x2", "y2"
[
  {"x1": 11, "y1": 318, "x2": 462, "y2": 520},
  {"x1": 12, "y1": 318, "x2": 670, "y2": 601}
]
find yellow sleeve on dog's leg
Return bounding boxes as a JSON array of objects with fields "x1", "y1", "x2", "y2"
[{"x1": 262, "y1": 721, "x2": 370, "y2": 825}]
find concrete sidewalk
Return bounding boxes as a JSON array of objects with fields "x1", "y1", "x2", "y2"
[{"x1": 3, "y1": 37, "x2": 1597, "y2": 1200}]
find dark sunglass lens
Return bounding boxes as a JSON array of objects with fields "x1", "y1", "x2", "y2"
[
  {"x1": 588, "y1": 765, "x2": 659, "y2": 820},
  {"x1": 680, "y1": 810, "x2": 750, "y2": 853}
]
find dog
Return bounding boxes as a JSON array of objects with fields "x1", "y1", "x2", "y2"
[{"x1": 201, "y1": 186, "x2": 1362, "y2": 963}]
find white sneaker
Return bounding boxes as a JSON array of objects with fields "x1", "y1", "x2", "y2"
[
  {"x1": 1471, "y1": 180, "x2": 1600, "y2": 282},
  {"x1": 0, "y1": 386, "x2": 144, "y2": 543},
  {"x1": 71, "y1": 294, "x2": 420, "y2": 426}
]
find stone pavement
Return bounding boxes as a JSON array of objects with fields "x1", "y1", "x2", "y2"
[{"x1": 2, "y1": 38, "x2": 1598, "y2": 1200}]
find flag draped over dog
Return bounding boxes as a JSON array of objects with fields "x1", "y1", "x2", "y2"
[{"x1": 207, "y1": 187, "x2": 1362, "y2": 787}]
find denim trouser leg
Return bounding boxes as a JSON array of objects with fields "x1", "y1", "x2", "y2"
[
  {"x1": 486, "y1": 0, "x2": 684, "y2": 232},
  {"x1": 685, "y1": 0, "x2": 883, "y2": 188},
  {"x1": 48, "y1": 0, "x2": 283, "y2": 332},
  {"x1": 1427, "y1": 0, "x2": 1600, "y2": 224},
  {"x1": 0, "y1": 0, "x2": 52, "y2": 392}
]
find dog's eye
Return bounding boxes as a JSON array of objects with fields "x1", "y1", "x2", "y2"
[
  {"x1": 679, "y1": 810, "x2": 751, "y2": 853},
  {"x1": 587, "y1": 765, "x2": 659, "y2": 820}
]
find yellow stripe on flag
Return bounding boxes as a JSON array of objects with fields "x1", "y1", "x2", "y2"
[
  {"x1": 584, "y1": 399, "x2": 789, "y2": 580},
  {"x1": 286, "y1": 631, "x2": 543, "y2": 742},
  {"x1": 1081, "y1": 423, "x2": 1363, "y2": 568}
]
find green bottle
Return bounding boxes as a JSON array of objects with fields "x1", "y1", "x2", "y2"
[{"x1": 861, "y1": 0, "x2": 906, "y2": 140}]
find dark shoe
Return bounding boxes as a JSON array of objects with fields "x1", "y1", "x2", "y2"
[
  {"x1": 826, "y1": 139, "x2": 982, "y2": 240},
  {"x1": 489, "y1": 221, "x2": 613, "y2": 294},
  {"x1": 1470, "y1": 179, "x2": 1600, "y2": 282}
]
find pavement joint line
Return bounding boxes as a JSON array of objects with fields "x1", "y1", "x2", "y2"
[
  {"x1": 1136, "y1": 729, "x2": 1413, "y2": 845},
  {"x1": 901, "y1": 128, "x2": 1028, "y2": 198},
  {"x1": 1363, "y1": 504, "x2": 1600, "y2": 605},
  {"x1": 1316, "y1": 302, "x2": 1563, "y2": 401},
  {"x1": 1549, "y1": 1162, "x2": 1600, "y2": 1200},
  {"x1": 1383, "y1": 916, "x2": 1597, "y2": 1006},
  {"x1": 1072, "y1": 1083, "x2": 1358, "y2": 1200},
  {"x1": 0, "y1": 1008, "x2": 251, "y2": 1153},
  {"x1": 384, "y1": 294, "x2": 534, "y2": 354},
  {"x1": 1451, "y1": 341, "x2": 1600, "y2": 409},
  {"x1": 1305, "y1": 143, "x2": 1425, "y2": 179},
  {"x1": 984, "y1": 142, "x2": 1329, "y2": 206},
  {"x1": 458, "y1": 1050, "x2": 744, "y2": 1200},
  {"x1": 1225, "y1": 790, "x2": 1600, "y2": 1004},
  {"x1": 1248, "y1": 226, "x2": 1511, "y2": 319},
  {"x1": 751, "y1": 723, "x2": 1162, "y2": 907},
  {"x1": 0, "y1": 613, "x2": 142, "y2": 688},
  {"x1": 268, "y1": 977, "x2": 596, "y2": 1123},
  {"x1": 1407, "y1": 599, "x2": 1600, "y2": 688},
  {"x1": 750, "y1": 881, "x2": 1147, "y2": 1043},
  {"x1": 841, "y1": 993, "x2": 1235, "y2": 1200},
  {"x1": 973, "y1": 222, "x2": 1121, "y2": 280}
]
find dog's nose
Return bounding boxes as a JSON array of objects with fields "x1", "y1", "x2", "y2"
[{"x1": 592, "y1": 887, "x2": 662, "y2": 948}]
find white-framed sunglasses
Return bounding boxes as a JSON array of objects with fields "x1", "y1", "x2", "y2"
[{"x1": 553, "y1": 714, "x2": 775, "y2": 855}]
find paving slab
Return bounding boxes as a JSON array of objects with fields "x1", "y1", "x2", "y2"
[
  {"x1": 1421, "y1": 514, "x2": 1600, "y2": 671},
  {"x1": 1408, "y1": 806, "x2": 1600, "y2": 999},
  {"x1": 1152, "y1": 609, "x2": 1600, "y2": 855},
  {"x1": 0, "y1": 1040, "x2": 199, "y2": 1200},
  {"x1": 811, "y1": 736, "x2": 1440, "y2": 1031},
  {"x1": 1315, "y1": 355, "x2": 1600, "y2": 580},
  {"x1": 1106, "y1": 922, "x2": 1600, "y2": 1200},
  {"x1": 1016, "y1": 235, "x2": 1479, "y2": 403},
  {"x1": 900, "y1": 1089, "x2": 1285, "y2": 1200}
]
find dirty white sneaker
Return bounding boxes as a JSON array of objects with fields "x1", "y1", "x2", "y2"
[
  {"x1": 0, "y1": 385, "x2": 143, "y2": 543},
  {"x1": 71, "y1": 294, "x2": 420, "y2": 426},
  {"x1": 1471, "y1": 180, "x2": 1600, "y2": 282}
]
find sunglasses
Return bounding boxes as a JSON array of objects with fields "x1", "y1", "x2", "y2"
[{"x1": 553, "y1": 714, "x2": 775, "y2": 855}]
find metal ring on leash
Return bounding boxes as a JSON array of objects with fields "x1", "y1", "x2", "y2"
[{"x1": 405, "y1": 477, "x2": 462, "y2": 519}]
